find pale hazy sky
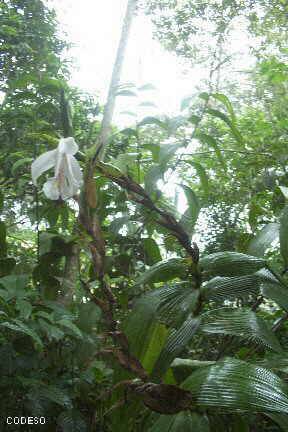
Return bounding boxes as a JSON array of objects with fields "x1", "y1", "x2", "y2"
[
  {"x1": 46, "y1": 0, "x2": 254, "y2": 222},
  {"x1": 48, "y1": 0, "x2": 207, "y2": 125}
]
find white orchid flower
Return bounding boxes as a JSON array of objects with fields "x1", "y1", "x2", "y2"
[{"x1": 31, "y1": 137, "x2": 83, "y2": 200}]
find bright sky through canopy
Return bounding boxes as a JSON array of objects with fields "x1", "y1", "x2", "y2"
[{"x1": 48, "y1": 0, "x2": 205, "y2": 125}]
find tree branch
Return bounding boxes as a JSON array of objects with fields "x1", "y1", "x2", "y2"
[{"x1": 93, "y1": 0, "x2": 138, "y2": 162}]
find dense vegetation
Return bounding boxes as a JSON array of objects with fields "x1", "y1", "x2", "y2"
[{"x1": 1, "y1": 0, "x2": 288, "y2": 430}]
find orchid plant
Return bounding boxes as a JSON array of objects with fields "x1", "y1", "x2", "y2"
[{"x1": 31, "y1": 137, "x2": 83, "y2": 200}]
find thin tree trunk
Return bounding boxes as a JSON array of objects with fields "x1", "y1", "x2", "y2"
[
  {"x1": 60, "y1": 242, "x2": 79, "y2": 306},
  {"x1": 94, "y1": 0, "x2": 138, "y2": 161}
]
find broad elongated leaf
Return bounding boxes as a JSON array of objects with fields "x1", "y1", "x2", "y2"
[
  {"x1": 134, "y1": 258, "x2": 188, "y2": 286},
  {"x1": 182, "y1": 358, "x2": 288, "y2": 414},
  {"x1": 200, "y1": 308, "x2": 282, "y2": 353},
  {"x1": 37, "y1": 385, "x2": 72, "y2": 408},
  {"x1": 138, "y1": 83, "x2": 157, "y2": 91},
  {"x1": 0, "y1": 222, "x2": 7, "y2": 258},
  {"x1": 11, "y1": 157, "x2": 33, "y2": 175},
  {"x1": 211, "y1": 93, "x2": 236, "y2": 123},
  {"x1": 38, "y1": 319, "x2": 64, "y2": 341},
  {"x1": 155, "y1": 283, "x2": 199, "y2": 326},
  {"x1": 15, "y1": 299, "x2": 32, "y2": 320},
  {"x1": 145, "y1": 164, "x2": 163, "y2": 195},
  {"x1": 186, "y1": 161, "x2": 209, "y2": 195},
  {"x1": 171, "y1": 358, "x2": 216, "y2": 373},
  {"x1": 201, "y1": 274, "x2": 261, "y2": 301},
  {"x1": 0, "y1": 257, "x2": 16, "y2": 277},
  {"x1": 1, "y1": 319, "x2": 43, "y2": 350},
  {"x1": 75, "y1": 302, "x2": 101, "y2": 333},
  {"x1": 248, "y1": 223, "x2": 279, "y2": 257},
  {"x1": 152, "y1": 316, "x2": 200, "y2": 379},
  {"x1": 124, "y1": 295, "x2": 159, "y2": 360},
  {"x1": 280, "y1": 205, "x2": 288, "y2": 267},
  {"x1": 207, "y1": 108, "x2": 243, "y2": 144},
  {"x1": 57, "y1": 410, "x2": 87, "y2": 432},
  {"x1": 262, "y1": 282, "x2": 288, "y2": 312},
  {"x1": 143, "y1": 238, "x2": 162, "y2": 265},
  {"x1": 159, "y1": 142, "x2": 182, "y2": 165},
  {"x1": 200, "y1": 252, "x2": 266, "y2": 278},
  {"x1": 149, "y1": 412, "x2": 210, "y2": 432},
  {"x1": 196, "y1": 133, "x2": 226, "y2": 169},
  {"x1": 179, "y1": 185, "x2": 200, "y2": 237},
  {"x1": 56, "y1": 319, "x2": 83, "y2": 339},
  {"x1": 257, "y1": 353, "x2": 288, "y2": 373},
  {"x1": 0, "y1": 274, "x2": 28, "y2": 300},
  {"x1": 268, "y1": 413, "x2": 288, "y2": 431},
  {"x1": 181, "y1": 95, "x2": 194, "y2": 111},
  {"x1": 279, "y1": 186, "x2": 288, "y2": 200},
  {"x1": 116, "y1": 89, "x2": 137, "y2": 97},
  {"x1": 141, "y1": 323, "x2": 168, "y2": 374},
  {"x1": 138, "y1": 116, "x2": 167, "y2": 129}
]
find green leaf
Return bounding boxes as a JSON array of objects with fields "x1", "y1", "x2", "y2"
[
  {"x1": 258, "y1": 353, "x2": 288, "y2": 373},
  {"x1": 143, "y1": 238, "x2": 162, "y2": 265},
  {"x1": 268, "y1": 413, "x2": 288, "y2": 431},
  {"x1": 57, "y1": 410, "x2": 87, "y2": 432},
  {"x1": 1, "y1": 319, "x2": 43, "y2": 350},
  {"x1": 0, "y1": 221, "x2": 7, "y2": 258},
  {"x1": 134, "y1": 258, "x2": 188, "y2": 286},
  {"x1": 155, "y1": 283, "x2": 199, "y2": 326},
  {"x1": 207, "y1": 108, "x2": 243, "y2": 144},
  {"x1": 138, "y1": 101, "x2": 157, "y2": 108},
  {"x1": 38, "y1": 319, "x2": 64, "y2": 341},
  {"x1": 199, "y1": 92, "x2": 209, "y2": 101},
  {"x1": 248, "y1": 223, "x2": 279, "y2": 257},
  {"x1": 201, "y1": 274, "x2": 261, "y2": 301},
  {"x1": 179, "y1": 185, "x2": 200, "y2": 237},
  {"x1": 138, "y1": 83, "x2": 157, "y2": 91},
  {"x1": 152, "y1": 316, "x2": 200, "y2": 379},
  {"x1": 211, "y1": 93, "x2": 236, "y2": 123},
  {"x1": 183, "y1": 358, "x2": 288, "y2": 414},
  {"x1": 149, "y1": 412, "x2": 210, "y2": 432},
  {"x1": 231, "y1": 415, "x2": 250, "y2": 432},
  {"x1": 144, "y1": 164, "x2": 163, "y2": 195},
  {"x1": 262, "y1": 281, "x2": 288, "y2": 312},
  {"x1": 159, "y1": 142, "x2": 182, "y2": 165},
  {"x1": 37, "y1": 385, "x2": 72, "y2": 408},
  {"x1": 171, "y1": 358, "x2": 215, "y2": 371},
  {"x1": 124, "y1": 294, "x2": 159, "y2": 360},
  {"x1": 11, "y1": 157, "x2": 33, "y2": 175},
  {"x1": 141, "y1": 322, "x2": 168, "y2": 374},
  {"x1": 138, "y1": 116, "x2": 167, "y2": 129},
  {"x1": 279, "y1": 186, "x2": 288, "y2": 200},
  {"x1": 39, "y1": 232, "x2": 71, "y2": 256},
  {"x1": 0, "y1": 274, "x2": 28, "y2": 300},
  {"x1": 0, "y1": 191, "x2": 3, "y2": 212},
  {"x1": 200, "y1": 252, "x2": 266, "y2": 278},
  {"x1": 180, "y1": 95, "x2": 194, "y2": 111},
  {"x1": 280, "y1": 205, "x2": 288, "y2": 267},
  {"x1": 116, "y1": 89, "x2": 137, "y2": 97},
  {"x1": 186, "y1": 161, "x2": 209, "y2": 195},
  {"x1": 75, "y1": 301, "x2": 101, "y2": 333},
  {"x1": 0, "y1": 257, "x2": 16, "y2": 277},
  {"x1": 57, "y1": 318, "x2": 83, "y2": 339},
  {"x1": 15, "y1": 299, "x2": 32, "y2": 320},
  {"x1": 201, "y1": 308, "x2": 282, "y2": 353},
  {"x1": 197, "y1": 133, "x2": 226, "y2": 169}
]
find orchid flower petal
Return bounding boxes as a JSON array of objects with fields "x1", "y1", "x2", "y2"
[
  {"x1": 67, "y1": 154, "x2": 83, "y2": 186},
  {"x1": 31, "y1": 136, "x2": 82, "y2": 201},
  {"x1": 58, "y1": 137, "x2": 78, "y2": 155},
  {"x1": 43, "y1": 178, "x2": 60, "y2": 200},
  {"x1": 31, "y1": 150, "x2": 57, "y2": 185}
]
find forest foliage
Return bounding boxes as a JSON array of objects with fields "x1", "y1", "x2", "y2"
[{"x1": 1, "y1": 0, "x2": 288, "y2": 430}]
